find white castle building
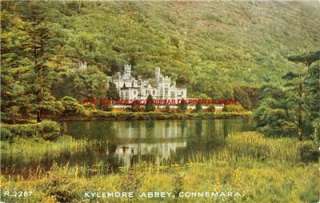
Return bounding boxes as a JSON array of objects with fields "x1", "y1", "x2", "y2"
[{"x1": 112, "y1": 64, "x2": 187, "y2": 100}]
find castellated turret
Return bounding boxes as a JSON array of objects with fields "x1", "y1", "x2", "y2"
[{"x1": 111, "y1": 64, "x2": 187, "y2": 100}]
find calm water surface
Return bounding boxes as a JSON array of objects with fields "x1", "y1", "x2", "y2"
[{"x1": 2, "y1": 119, "x2": 254, "y2": 176}]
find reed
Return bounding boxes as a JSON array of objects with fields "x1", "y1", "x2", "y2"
[{"x1": 0, "y1": 132, "x2": 318, "y2": 203}]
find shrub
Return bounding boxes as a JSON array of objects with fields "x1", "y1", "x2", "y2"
[
  {"x1": 83, "y1": 103, "x2": 96, "y2": 110},
  {"x1": 299, "y1": 142, "x2": 319, "y2": 162},
  {"x1": 206, "y1": 105, "x2": 215, "y2": 112},
  {"x1": 131, "y1": 101, "x2": 143, "y2": 112},
  {"x1": 165, "y1": 105, "x2": 171, "y2": 112},
  {"x1": 223, "y1": 104, "x2": 245, "y2": 112},
  {"x1": 0, "y1": 127, "x2": 12, "y2": 140},
  {"x1": 195, "y1": 102, "x2": 202, "y2": 112},
  {"x1": 7, "y1": 124, "x2": 35, "y2": 137},
  {"x1": 145, "y1": 95, "x2": 155, "y2": 112},
  {"x1": 38, "y1": 120, "x2": 61, "y2": 141},
  {"x1": 101, "y1": 104, "x2": 113, "y2": 112},
  {"x1": 178, "y1": 99, "x2": 188, "y2": 112},
  {"x1": 61, "y1": 96, "x2": 85, "y2": 116},
  {"x1": 1, "y1": 120, "x2": 61, "y2": 141}
]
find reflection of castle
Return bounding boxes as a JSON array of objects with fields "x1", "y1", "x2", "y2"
[
  {"x1": 112, "y1": 64, "x2": 187, "y2": 100},
  {"x1": 113, "y1": 142, "x2": 187, "y2": 168},
  {"x1": 113, "y1": 121, "x2": 184, "y2": 139}
]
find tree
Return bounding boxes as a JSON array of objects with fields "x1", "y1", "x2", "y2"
[
  {"x1": 304, "y1": 62, "x2": 320, "y2": 121},
  {"x1": 106, "y1": 82, "x2": 120, "y2": 100},
  {"x1": 145, "y1": 95, "x2": 155, "y2": 112},
  {"x1": 233, "y1": 87, "x2": 252, "y2": 110},
  {"x1": 0, "y1": 8, "x2": 34, "y2": 123},
  {"x1": 178, "y1": 99, "x2": 188, "y2": 112},
  {"x1": 72, "y1": 67, "x2": 108, "y2": 99},
  {"x1": 20, "y1": 2, "x2": 62, "y2": 122},
  {"x1": 195, "y1": 102, "x2": 202, "y2": 112},
  {"x1": 61, "y1": 96, "x2": 85, "y2": 116},
  {"x1": 254, "y1": 51, "x2": 320, "y2": 140}
]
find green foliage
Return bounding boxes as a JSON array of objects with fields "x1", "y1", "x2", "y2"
[
  {"x1": 72, "y1": 67, "x2": 108, "y2": 99},
  {"x1": 223, "y1": 104, "x2": 245, "y2": 112},
  {"x1": 106, "y1": 82, "x2": 120, "y2": 100},
  {"x1": 206, "y1": 105, "x2": 215, "y2": 112},
  {"x1": 195, "y1": 102, "x2": 202, "y2": 112},
  {"x1": 83, "y1": 103, "x2": 96, "y2": 111},
  {"x1": 61, "y1": 96, "x2": 85, "y2": 116},
  {"x1": 233, "y1": 86, "x2": 260, "y2": 110},
  {"x1": 164, "y1": 105, "x2": 171, "y2": 112},
  {"x1": 233, "y1": 87, "x2": 252, "y2": 109},
  {"x1": 304, "y1": 62, "x2": 320, "y2": 121},
  {"x1": 1, "y1": 1, "x2": 320, "y2": 123},
  {"x1": 255, "y1": 51, "x2": 320, "y2": 139},
  {"x1": 299, "y1": 142, "x2": 319, "y2": 162},
  {"x1": 1, "y1": 132, "x2": 318, "y2": 202},
  {"x1": 131, "y1": 101, "x2": 143, "y2": 112},
  {"x1": 145, "y1": 95, "x2": 155, "y2": 112},
  {"x1": 288, "y1": 50, "x2": 320, "y2": 66},
  {"x1": 37, "y1": 120, "x2": 61, "y2": 141},
  {"x1": 1, "y1": 120, "x2": 61, "y2": 141},
  {"x1": 178, "y1": 99, "x2": 188, "y2": 112},
  {"x1": 0, "y1": 128, "x2": 12, "y2": 140}
]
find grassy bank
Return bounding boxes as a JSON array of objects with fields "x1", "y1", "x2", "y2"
[
  {"x1": 0, "y1": 135, "x2": 87, "y2": 161},
  {"x1": 0, "y1": 132, "x2": 317, "y2": 203},
  {"x1": 58, "y1": 110, "x2": 252, "y2": 121}
]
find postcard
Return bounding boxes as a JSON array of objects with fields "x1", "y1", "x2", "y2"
[{"x1": 1, "y1": 0, "x2": 319, "y2": 202}]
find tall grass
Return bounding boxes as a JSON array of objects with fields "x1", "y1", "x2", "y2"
[{"x1": 0, "y1": 132, "x2": 318, "y2": 203}]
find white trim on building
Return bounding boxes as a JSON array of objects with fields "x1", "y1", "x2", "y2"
[{"x1": 112, "y1": 64, "x2": 187, "y2": 100}]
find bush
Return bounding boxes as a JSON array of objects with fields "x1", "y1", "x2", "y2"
[
  {"x1": 206, "y1": 105, "x2": 215, "y2": 112},
  {"x1": 1, "y1": 120, "x2": 61, "y2": 141},
  {"x1": 131, "y1": 101, "x2": 143, "y2": 112},
  {"x1": 164, "y1": 105, "x2": 171, "y2": 112},
  {"x1": 101, "y1": 104, "x2": 113, "y2": 111},
  {"x1": 145, "y1": 95, "x2": 155, "y2": 112},
  {"x1": 223, "y1": 104, "x2": 245, "y2": 112},
  {"x1": 7, "y1": 124, "x2": 35, "y2": 137},
  {"x1": 0, "y1": 127, "x2": 12, "y2": 140},
  {"x1": 195, "y1": 103, "x2": 202, "y2": 112},
  {"x1": 299, "y1": 142, "x2": 319, "y2": 162},
  {"x1": 178, "y1": 99, "x2": 188, "y2": 112},
  {"x1": 83, "y1": 103, "x2": 96, "y2": 110},
  {"x1": 38, "y1": 120, "x2": 61, "y2": 141},
  {"x1": 61, "y1": 96, "x2": 85, "y2": 116}
]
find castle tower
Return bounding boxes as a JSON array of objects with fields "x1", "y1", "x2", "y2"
[
  {"x1": 155, "y1": 67, "x2": 161, "y2": 81},
  {"x1": 123, "y1": 64, "x2": 132, "y2": 79}
]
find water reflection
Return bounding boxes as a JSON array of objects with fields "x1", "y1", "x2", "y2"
[
  {"x1": 1, "y1": 119, "x2": 253, "y2": 176},
  {"x1": 64, "y1": 119, "x2": 253, "y2": 169}
]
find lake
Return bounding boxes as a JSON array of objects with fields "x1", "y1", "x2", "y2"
[{"x1": 2, "y1": 119, "x2": 254, "y2": 176}]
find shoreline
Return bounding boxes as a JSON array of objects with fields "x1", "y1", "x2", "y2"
[{"x1": 56, "y1": 111, "x2": 252, "y2": 122}]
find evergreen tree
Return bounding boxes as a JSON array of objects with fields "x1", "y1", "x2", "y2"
[
  {"x1": 20, "y1": 2, "x2": 62, "y2": 122},
  {"x1": 255, "y1": 51, "x2": 320, "y2": 140},
  {"x1": 0, "y1": 6, "x2": 33, "y2": 123},
  {"x1": 106, "y1": 82, "x2": 120, "y2": 100},
  {"x1": 72, "y1": 67, "x2": 108, "y2": 99},
  {"x1": 304, "y1": 62, "x2": 320, "y2": 121},
  {"x1": 178, "y1": 99, "x2": 188, "y2": 112},
  {"x1": 145, "y1": 95, "x2": 155, "y2": 112},
  {"x1": 195, "y1": 102, "x2": 202, "y2": 112}
]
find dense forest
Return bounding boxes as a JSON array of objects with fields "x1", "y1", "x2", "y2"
[
  {"x1": 1, "y1": 1, "x2": 320, "y2": 122},
  {"x1": 1, "y1": 2, "x2": 320, "y2": 202}
]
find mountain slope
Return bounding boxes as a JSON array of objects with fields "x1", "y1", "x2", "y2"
[{"x1": 3, "y1": 1, "x2": 320, "y2": 98}]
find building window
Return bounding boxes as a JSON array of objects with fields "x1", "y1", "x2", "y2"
[{"x1": 171, "y1": 91, "x2": 175, "y2": 98}]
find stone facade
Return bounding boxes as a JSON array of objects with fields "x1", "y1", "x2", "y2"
[{"x1": 112, "y1": 64, "x2": 187, "y2": 100}]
